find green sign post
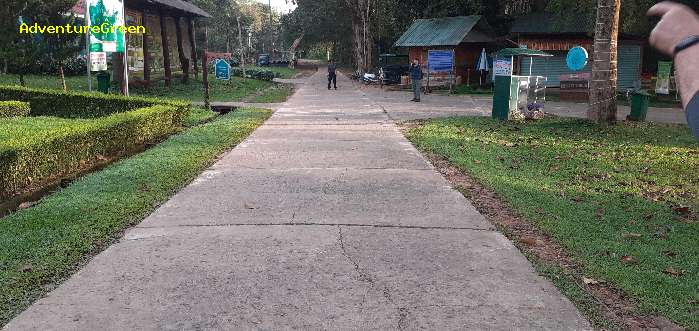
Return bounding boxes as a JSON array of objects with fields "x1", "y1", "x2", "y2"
[
  {"x1": 655, "y1": 61, "x2": 672, "y2": 95},
  {"x1": 492, "y1": 57, "x2": 513, "y2": 120}
]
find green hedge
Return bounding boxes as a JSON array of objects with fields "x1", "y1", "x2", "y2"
[
  {"x1": 0, "y1": 105, "x2": 186, "y2": 198},
  {"x1": 0, "y1": 85, "x2": 188, "y2": 118},
  {"x1": 0, "y1": 101, "x2": 30, "y2": 118},
  {"x1": 0, "y1": 85, "x2": 191, "y2": 198},
  {"x1": 231, "y1": 68, "x2": 280, "y2": 81}
]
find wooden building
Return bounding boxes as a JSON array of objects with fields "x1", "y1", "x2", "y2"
[
  {"x1": 510, "y1": 12, "x2": 644, "y2": 88},
  {"x1": 73, "y1": 0, "x2": 211, "y2": 87},
  {"x1": 393, "y1": 16, "x2": 497, "y2": 86}
]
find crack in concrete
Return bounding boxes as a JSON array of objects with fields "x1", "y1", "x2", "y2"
[
  {"x1": 337, "y1": 226, "x2": 410, "y2": 330},
  {"x1": 135, "y1": 222, "x2": 494, "y2": 232}
]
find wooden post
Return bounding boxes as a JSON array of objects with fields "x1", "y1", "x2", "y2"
[
  {"x1": 188, "y1": 17, "x2": 198, "y2": 78},
  {"x1": 143, "y1": 16, "x2": 150, "y2": 85},
  {"x1": 159, "y1": 12, "x2": 172, "y2": 87},
  {"x1": 174, "y1": 17, "x2": 189, "y2": 83}
]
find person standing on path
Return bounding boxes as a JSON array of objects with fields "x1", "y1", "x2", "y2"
[
  {"x1": 409, "y1": 59, "x2": 423, "y2": 102},
  {"x1": 648, "y1": 1, "x2": 699, "y2": 139},
  {"x1": 328, "y1": 60, "x2": 337, "y2": 90}
]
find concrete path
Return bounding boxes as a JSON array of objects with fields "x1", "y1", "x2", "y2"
[
  {"x1": 6, "y1": 71, "x2": 590, "y2": 330},
  {"x1": 362, "y1": 84, "x2": 688, "y2": 124}
]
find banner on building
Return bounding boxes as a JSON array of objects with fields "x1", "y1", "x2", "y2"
[
  {"x1": 655, "y1": 61, "x2": 672, "y2": 95},
  {"x1": 427, "y1": 50, "x2": 454, "y2": 73},
  {"x1": 87, "y1": 0, "x2": 125, "y2": 53}
]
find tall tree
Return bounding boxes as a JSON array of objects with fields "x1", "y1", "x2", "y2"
[
  {"x1": 588, "y1": 0, "x2": 621, "y2": 123},
  {"x1": 43, "y1": 1, "x2": 82, "y2": 91}
]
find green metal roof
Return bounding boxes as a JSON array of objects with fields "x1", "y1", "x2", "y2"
[
  {"x1": 510, "y1": 12, "x2": 591, "y2": 35},
  {"x1": 495, "y1": 48, "x2": 553, "y2": 57},
  {"x1": 394, "y1": 16, "x2": 493, "y2": 47}
]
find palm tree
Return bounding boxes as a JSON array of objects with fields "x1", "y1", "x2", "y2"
[{"x1": 588, "y1": 0, "x2": 621, "y2": 124}]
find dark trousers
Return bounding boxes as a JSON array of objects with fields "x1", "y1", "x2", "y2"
[{"x1": 328, "y1": 73, "x2": 337, "y2": 89}]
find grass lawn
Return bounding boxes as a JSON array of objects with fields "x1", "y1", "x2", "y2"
[
  {"x1": 405, "y1": 117, "x2": 698, "y2": 329},
  {"x1": 0, "y1": 73, "x2": 294, "y2": 103},
  {"x1": 0, "y1": 107, "x2": 271, "y2": 325},
  {"x1": 244, "y1": 83, "x2": 294, "y2": 103}
]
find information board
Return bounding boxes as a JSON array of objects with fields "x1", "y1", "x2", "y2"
[
  {"x1": 215, "y1": 59, "x2": 231, "y2": 81},
  {"x1": 427, "y1": 50, "x2": 454, "y2": 73},
  {"x1": 493, "y1": 59, "x2": 512, "y2": 76}
]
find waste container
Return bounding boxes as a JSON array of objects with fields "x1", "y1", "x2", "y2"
[
  {"x1": 627, "y1": 90, "x2": 650, "y2": 121},
  {"x1": 96, "y1": 71, "x2": 110, "y2": 94}
]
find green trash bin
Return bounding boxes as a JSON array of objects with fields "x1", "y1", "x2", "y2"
[
  {"x1": 96, "y1": 71, "x2": 110, "y2": 94},
  {"x1": 627, "y1": 90, "x2": 650, "y2": 121}
]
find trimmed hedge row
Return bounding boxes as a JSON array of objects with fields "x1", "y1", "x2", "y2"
[
  {"x1": 231, "y1": 68, "x2": 281, "y2": 81},
  {"x1": 0, "y1": 101, "x2": 30, "y2": 118},
  {"x1": 0, "y1": 105, "x2": 187, "y2": 198},
  {"x1": 0, "y1": 85, "x2": 187, "y2": 118},
  {"x1": 0, "y1": 86, "x2": 190, "y2": 198}
]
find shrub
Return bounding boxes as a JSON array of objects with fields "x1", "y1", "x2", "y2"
[
  {"x1": 0, "y1": 85, "x2": 188, "y2": 118},
  {"x1": 0, "y1": 101, "x2": 30, "y2": 118},
  {"x1": 0, "y1": 86, "x2": 190, "y2": 198},
  {"x1": 230, "y1": 68, "x2": 280, "y2": 81},
  {"x1": 0, "y1": 105, "x2": 187, "y2": 198}
]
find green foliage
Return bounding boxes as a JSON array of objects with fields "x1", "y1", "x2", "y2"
[
  {"x1": 231, "y1": 67, "x2": 281, "y2": 81},
  {"x1": 0, "y1": 85, "x2": 188, "y2": 118},
  {"x1": 0, "y1": 108, "x2": 271, "y2": 325},
  {"x1": 0, "y1": 101, "x2": 30, "y2": 118},
  {"x1": 406, "y1": 117, "x2": 699, "y2": 328},
  {"x1": 0, "y1": 86, "x2": 191, "y2": 198}
]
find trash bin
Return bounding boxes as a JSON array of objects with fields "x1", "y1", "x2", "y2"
[
  {"x1": 96, "y1": 71, "x2": 110, "y2": 94},
  {"x1": 627, "y1": 90, "x2": 650, "y2": 121}
]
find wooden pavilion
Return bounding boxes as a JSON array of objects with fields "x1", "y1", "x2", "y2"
[{"x1": 72, "y1": 0, "x2": 211, "y2": 88}]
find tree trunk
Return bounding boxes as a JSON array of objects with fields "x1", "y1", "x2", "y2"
[
  {"x1": 188, "y1": 18, "x2": 198, "y2": 79},
  {"x1": 160, "y1": 13, "x2": 172, "y2": 87},
  {"x1": 237, "y1": 16, "x2": 246, "y2": 77},
  {"x1": 143, "y1": 24, "x2": 151, "y2": 85},
  {"x1": 345, "y1": 0, "x2": 372, "y2": 72},
  {"x1": 19, "y1": 74, "x2": 25, "y2": 87},
  {"x1": 59, "y1": 64, "x2": 67, "y2": 91},
  {"x1": 588, "y1": 0, "x2": 620, "y2": 124},
  {"x1": 174, "y1": 17, "x2": 190, "y2": 83}
]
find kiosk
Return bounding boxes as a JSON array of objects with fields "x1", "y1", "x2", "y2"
[{"x1": 492, "y1": 48, "x2": 553, "y2": 120}]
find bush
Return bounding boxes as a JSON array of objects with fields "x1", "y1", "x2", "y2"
[
  {"x1": 0, "y1": 105, "x2": 187, "y2": 198},
  {"x1": 0, "y1": 101, "x2": 30, "y2": 118},
  {"x1": 0, "y1": 86, "x2": 190, "y2": 198},
  {"x1": 0, "y1": 85, "x2": 188, "y2": 118},
  {"x1": 230, "y1": 68, "x2": 280, "y2": 81}
]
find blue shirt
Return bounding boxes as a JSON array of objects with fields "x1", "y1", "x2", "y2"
[{"x1": 410, "y1": 64, "x2": 423, "y2": 80}]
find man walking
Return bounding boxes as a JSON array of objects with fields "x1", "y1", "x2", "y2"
[
  {"x1": 409, "y1": 59, "x2": 423, "y2": 102},
  {"x1": 328, "y1": 60, "x2": 337, "y2": 90}
]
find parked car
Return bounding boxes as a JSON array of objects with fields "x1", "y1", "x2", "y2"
[
  {"x1": 257, "y1": 53, "x2": 271, "y2": 66},
  {"x1": 377, "y1": 54, "x2": 409, "y2": 85}
]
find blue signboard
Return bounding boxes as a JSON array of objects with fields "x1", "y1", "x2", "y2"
[
  {"x1": 215, "y1": 59, "x2": 231, "y2": 80},
  {"x1": 428, "y1": 50, "x2": 454, "y2": 73},
  {"x1": 566, "y1": 46, "x2": 589, "y2": 71}
]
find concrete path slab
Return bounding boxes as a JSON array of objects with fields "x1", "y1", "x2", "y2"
[
  {"x1": 5, "y1": 70, "x2": 591, "y2": 330},
  {"x1": 359, "y1": 83, "x2": 688, "y2": 124}
]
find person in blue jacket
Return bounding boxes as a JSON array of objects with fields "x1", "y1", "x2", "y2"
[
  {"x1": 409, "y1": 59, "x2": 423, "y2": 102},
  {"x1": 649, "y1": 1, "x2": 699, "y2": 139}
]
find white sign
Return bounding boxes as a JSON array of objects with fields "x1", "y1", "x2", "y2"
[
  {"x1": 493, "y1": 59, "x2": 512, "y2": 76},
  {"x1": 90, "y1": 52, "x2": 108, "y2": 71}
]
